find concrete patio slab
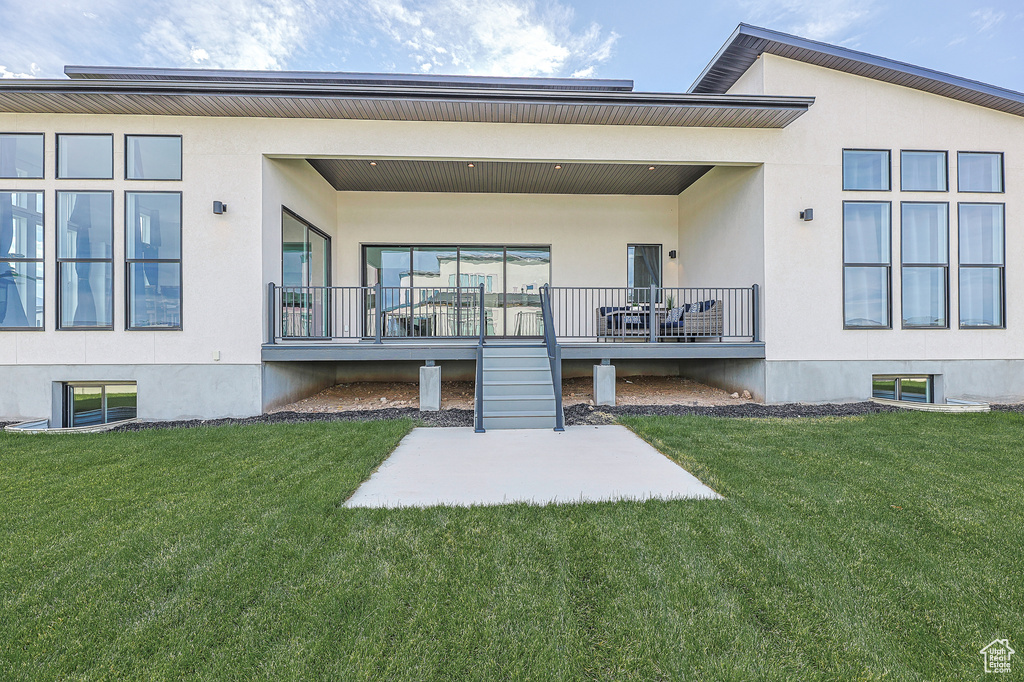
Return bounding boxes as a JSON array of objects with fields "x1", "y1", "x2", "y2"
[{"x1": 345, "y1": 425, "x2": 721, "y2": 508}]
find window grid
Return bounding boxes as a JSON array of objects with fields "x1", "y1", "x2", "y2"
[
  {"x1": 900, "y1": 202, "x2": 949, "y2": 329},
  {"x1": 125, "y1": 191, "x2": 182, "y2": 330},
  {"x1": 843, "y1": 201, "x2": 892, "y2": 329},
  {"x1": 0, "y1": 191, "x2": 44, "y2": 330},
  {"x1": 56, "y1": 190, "x2": 114, "y2": 330}
]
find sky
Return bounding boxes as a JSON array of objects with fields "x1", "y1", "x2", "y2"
[{"x1": 1, "y1": 0, "x2": 1023, "y2": 94}]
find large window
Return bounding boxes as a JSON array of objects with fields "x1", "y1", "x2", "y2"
[
  {"x1": 843, "y1": 149, "x2": 890, "y2": 191},
  {"x1": 57, "y1": 134, "x2": 113, "y2": 179},
  {"x1": 901, "y1": 151, "x2": 947, "y2": 192},
  {"x1": 0, "y1": 191, "x2": 44, "y2": 329},
  {"x1": 126, "y1": 192, "x2": 182, "y2": 329},
  {"x1": 901, "y1": 203, "x2": 948, "y2": 328},
  {"x1": 959, "y1": 203, "x2": 1004, "y2": 328},
  {"x1": 957, "y1": 152, "x2": 1003, "y2": 193},
  {"x1": 57, "y1": 191, "x2": 113, "y2": 329},
  {"x1": 0, "y1": 133, "x2": 44, "y2": 179},
  {"x1": 363, "y1": 245, "x2": 550, "y2": 337},
  {"x1": 282, "y1": 209, "x2": 330, "y2": 337},
  {"x1": 844, "y1": 202, "x2": 891, "y2": 328},
  {"x1": 126, "y1": 135, "x2": 182, "y2": 180},
  {"x1": 64, "y1": 382, "x2": 137, "y2": 427}
]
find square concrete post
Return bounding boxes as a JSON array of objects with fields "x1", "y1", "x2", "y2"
[
  {"x1": 419, "y1": 363, "x2": 441, "y2": 412},
  {"x1": 593, "y1": 363, "x2": 616, "y2": 406}
]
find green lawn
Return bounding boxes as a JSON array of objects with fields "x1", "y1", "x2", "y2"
[{"x1": 1, "y1": 413, "x2": 1022, "y2": 680}]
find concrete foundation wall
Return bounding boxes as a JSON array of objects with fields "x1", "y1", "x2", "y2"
[
  {"x1": 765, "y1": 359, "x2": 1024, "y2": 403},
  {"x1": 679, "y1": 359, "x2": 767, "y2": 401},
  {"x1": 0, "y1": 364, "x2": 262, "y2": 422},
  {"x1": 262, "y1": 361, "x2": 339, "y2": 411}
]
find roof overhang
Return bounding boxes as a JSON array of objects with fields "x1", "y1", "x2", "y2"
[
  {"x1": 691, "y1": 24, "x2": 1024, "y2": 118},
  {"x1": 307, "y1": 158, "x2": 715, "y2": 195},
  {"x1": 0, "y1": 77, "x2": 813, "y2": 127}
]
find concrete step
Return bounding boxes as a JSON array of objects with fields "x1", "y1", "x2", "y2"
[
  {"x1": 483, "y1": 368, "x2": 552, "y2": 383},
  {"x1": 482, "y1": 396, "x2": 556, "y2": 412},
  {"x1": 482, "y1": 414, "x2": 557, "y2": 430},
  {"x1": 482, "y1": 355, "x2": 550, "y2": 369}
]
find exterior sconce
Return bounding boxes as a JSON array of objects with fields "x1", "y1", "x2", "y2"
[
  {"x1": 213, "y1": 201, "x2": 228, "y2": 214},
  {"x1": 668, "y1": 250, "x2": 677, "y2": 259},
  {"x1": 799, "y1": 208, "x2": 813, "y2": 221}
]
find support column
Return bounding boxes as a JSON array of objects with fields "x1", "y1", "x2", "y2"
[
  {"x1": 593, "y1": 361, "x2": 616, "y2": 406},
  {"x1": 419, "y1": 362, "x2": 441, "y2": 412}
]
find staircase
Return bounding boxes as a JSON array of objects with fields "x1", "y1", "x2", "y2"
[{"x1": 477, "y1": 344, "x2": 558, "y2": 430}]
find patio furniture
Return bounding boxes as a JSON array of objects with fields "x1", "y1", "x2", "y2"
[
  {"x1": 659, "y1": 299, "x2": 723, "y2": 341},
  {"x1": 596, "y1": 306, "x2": 666, "y2": 340}
]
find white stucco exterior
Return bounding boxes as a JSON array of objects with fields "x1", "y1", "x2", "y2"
[{"x1": 2, "y1": 26, "x2": 1024, "y2": 420}]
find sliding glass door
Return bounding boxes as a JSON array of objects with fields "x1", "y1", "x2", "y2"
[
  {"x1": 282, "y1": 209, "x2": 330, "y2": 337},
  {"x1": 362, "y1": 245, "x2": 550, "y2": 338}
]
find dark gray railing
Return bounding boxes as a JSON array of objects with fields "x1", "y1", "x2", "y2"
[
  {"x1": 268, "y1": 284, "x2": 760, "y2": 344},
  {"x1": 475, "y1": 284, "x2": 486, "y2": 433},
  {"x1": 540, "y1": 285, "x2": 565, "y2": 431}
]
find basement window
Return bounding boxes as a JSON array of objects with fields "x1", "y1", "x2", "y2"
[
  {"x1": 872, "y1": 375, "x2": 932, "y2": 403},
  {"x1": 63, "y1": 382, "x2": 137, "y2": 427}
]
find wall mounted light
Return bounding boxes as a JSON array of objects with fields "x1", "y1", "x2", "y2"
[
  {"x1": 668, "y1": 250, "x2": 677, "y2": 259},
  {"x1": 213, "y1": 201, "x2": 227, "y2": 215},
  {"x1": 799, "y1": 208, "x2": 814, "y2": 221}
]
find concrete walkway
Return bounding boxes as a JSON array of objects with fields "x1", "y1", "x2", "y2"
[{"x1": 345, "y1": 425, "x2": 721, "y2": 508}]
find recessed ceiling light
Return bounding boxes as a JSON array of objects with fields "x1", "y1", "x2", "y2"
[
  {"x1": 648, "y1": 166, "x2": 656, "y2": 171},
  {"x1": 467, "y1": 163, "x2": 475, "y2": 168},
  {"x1": 369, "y1": 161, "x2": 377, "y2": 166},
  {"x1": 554, "y1": 164, "x2": 562, "y2": 170}
]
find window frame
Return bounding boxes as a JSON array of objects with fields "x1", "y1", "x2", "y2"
[
  {"x1": 62, "y1": 381, "x2": 138, "y2": 427},
  {"x1": 0, "y1": 132, "x2": 45, "y2": 180},
  {"x1": 842, "y1": 148, "x2": 892, "y2": 192},
  {"x1": 124, "y1": 134, "x2": 183, "y2": 182},
  {"x1": 899, "y1": 150, "x2": 948, "y2": 193},
  {"x1": 957, "y1": 201, "x2": 1006, "y2": 330},
  {"x1": 125, "y1": 190, "x2": 183, "y2": 331},
  {"x1": 957, "y1": 151, "x2": 1004, "y2": 194},
  {"x1": 55, "y1": 189, "x2": 115, "y2": 331},
  {"x1": 627, "y1": 243, "x2": 663, "y2": 304},
  {"x1": 842, "y1": 200, "x2": 892, "y2": 329},
  {"x1": 872, "y1": 374, "x2": 933, "y2": 403},
  {"x1": 0, "y1": 189, "x2": 45, "y2": 330},
  {"x1": 900, "y1": 201, "x2": 949, "y2": 329},
  {"x1": 56, "y1": 133, "x2": 114, "y2": 180}
]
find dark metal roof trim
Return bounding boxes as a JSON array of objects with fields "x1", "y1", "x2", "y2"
[
  {"x1": 308, "y1": 158, "x2": 714, "y2": 195},
  {"x1": 0, "y1": 78, "x2": 814, "y2": 127},
  {"x1": 690, "y1": 24, "x2": 1024, "y2": 118},
  {"x1": 65, "y1": 65, "x2": 635, "y2": 92}
]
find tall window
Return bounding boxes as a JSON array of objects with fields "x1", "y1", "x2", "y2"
[
  {"x1": 901, "y1": 203, "x2": 948, "y2": 328},
  {"x1": 0, "y1": 133, "x2": 44, "y2": 179},
  {"x1": 843, "y1": 150, "x2": 890, "y2": 191},
  {"x1": 282, "y1": 209, "x2": 330, "y2": 337},
  {"x1": 126, "y1": 135, "x2": 182, "y2": 180},
  {"x1": 58, "y1": 191, "x2": 113, "y2": 329},
  {"x1": 627, "y1": 244, "x2": 662, "y2": 303},
  {"x1": 57, "y1": 134, "x2": 113, "y2": 179},
  {"x1": 126, "y1": 192, "x2": 182, "y2": 329},
  {"x1": 0, "y1": 191, "x2": 44, "y2": 329},
  {"x1": 959, "y1": 203, "x2": 1004, "y2": 328},
  {"x1": 901, "y1": 151, "x2": 947, "y2": 192},
  {"x1": 844, "y1": 202, "x2": 891, "y2": 328},
  {"x1": 958, "y1": 152, "x2": 1003, "y2": 193}
]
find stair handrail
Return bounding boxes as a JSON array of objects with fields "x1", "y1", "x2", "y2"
[{"x1": 540, "y1": 284, "x2": 565, "y2": 432}]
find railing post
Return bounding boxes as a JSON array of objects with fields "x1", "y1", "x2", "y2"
[
  {"x1": 267, "y1": 282, "x2": 276, "y2": 344},
  {"x1": 752, "y1": 283, "x2": 761, "y2": 342},
  {"x1": 478, "y1": 283, "x2": 486, "y2": 345},
  {"x1": 374, "y1": 282, "x2": 383, "y2": 344},
  {"x1": 649, "y1": 283, "x2": 657, "y2": 343}
]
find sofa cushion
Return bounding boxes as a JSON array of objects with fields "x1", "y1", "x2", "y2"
[{"x1": 665, "y1": 305, "x2": 686, "y2": 323}]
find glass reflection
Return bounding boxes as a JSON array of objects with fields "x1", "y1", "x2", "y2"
[
  {"x1": 844, "y1": 267, "x2": 888, "y2": 327},
  {"x1": 58, "y1": 134, "x2": 113, "y2": 179},
  {"x1": 0, "y1": 134, "x2": 44, "y2": 179},
  {"x1": 127, "y1": 136, "x2": 182, "y2": 180},
  {"x1": 843, "y1": 150, "x2": 890, "y2": 191}
]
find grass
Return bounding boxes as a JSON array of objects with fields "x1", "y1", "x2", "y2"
[{"x1": 1, "y1": 413, "x2": 1022, "y2": 680}]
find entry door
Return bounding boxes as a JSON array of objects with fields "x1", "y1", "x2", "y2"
[{"x1": 282, "y1": 210, "x2": 330, "y2": 337}]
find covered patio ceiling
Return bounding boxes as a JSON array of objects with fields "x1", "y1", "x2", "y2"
[{"x1": 307, "y1": 158, "x2": 715, "y2": 195}]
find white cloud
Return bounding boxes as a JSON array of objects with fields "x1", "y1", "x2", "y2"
[
  {"x1": 138, "y1": 0, "x2": 324, "y2": 70},
  {"x1": 359, "y1": 0, "x2": 618, "y2": 77},
  {"x1": 0, "y1": 65, "x2": 35, "y2": 79},
  {"x1": 971, "y1": 8, "x2": 1005, "y2": 32},
  {"x1": 738, "y1": 0, "x2": 875, "y2": 41}
]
